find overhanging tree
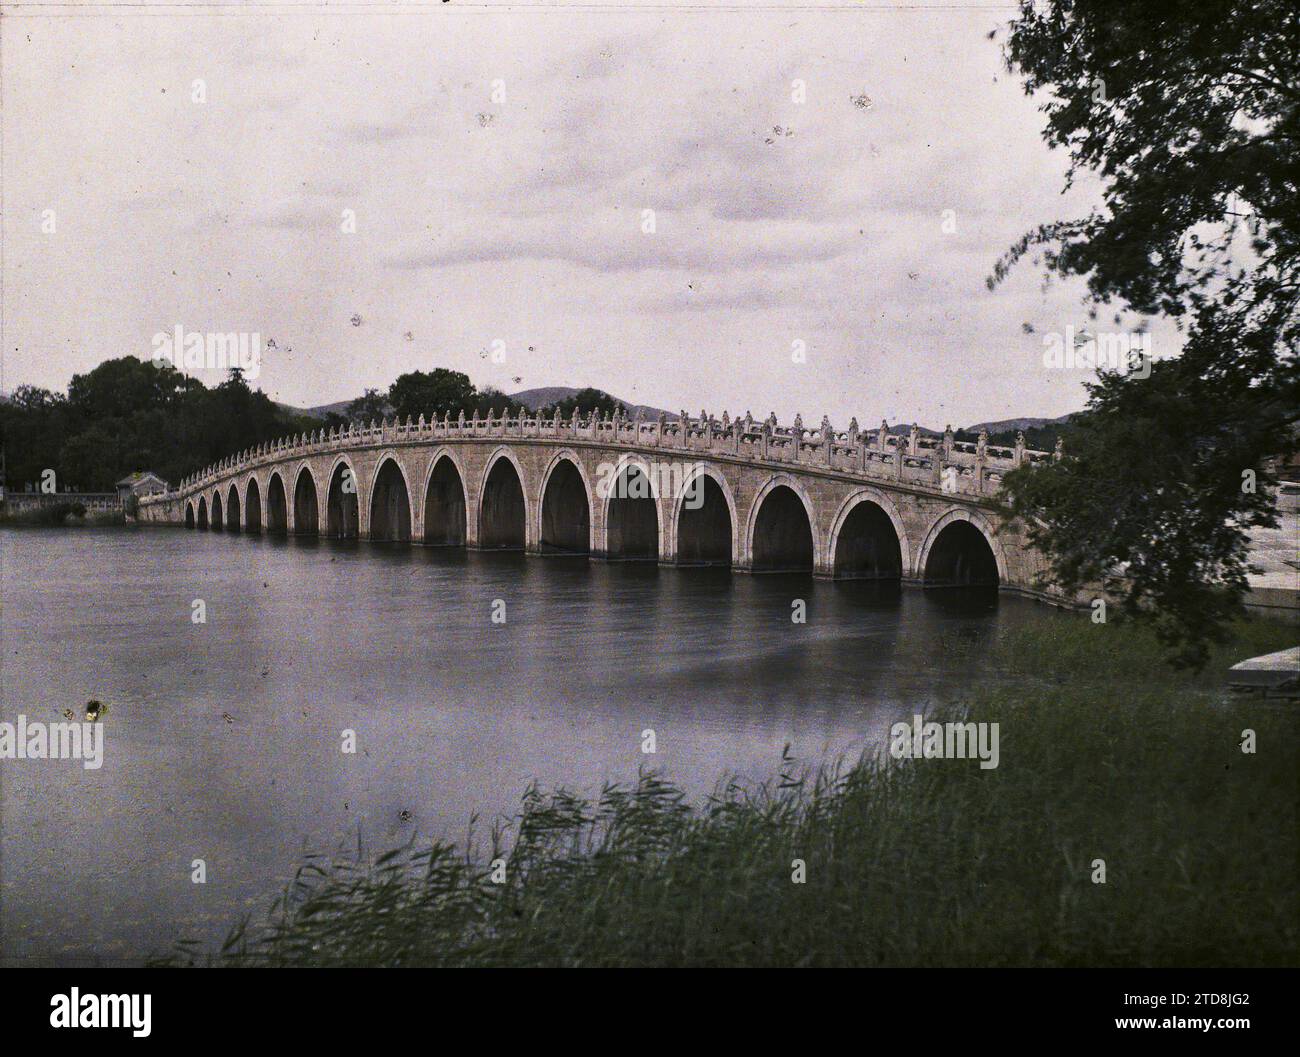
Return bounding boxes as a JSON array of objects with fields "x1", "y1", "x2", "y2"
[{"x1": 992, "y1": 0, "x2": 1300, "y2": 668}]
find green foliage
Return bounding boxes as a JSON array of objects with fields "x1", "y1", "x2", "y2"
[
  {"x1": 155, "y1": 620, "x2": 1298, "y2": 968},
  {"x1": 355, "y1": 371, "x2": 526, "y2": 424},
  {"x1": 0, "y1": 501, "x2": 118, "y2": 526},
  {"x1": 538, "y1": 387, "x2": 622, "y2": 420},
  {"x1": 956, "y1": 422, "x2": 1072, "y2": 451},
  {"x1": 992, "y1": 1, "x2": 1300, "y2": 668},
  {"x1": 995, "y1": 0, "x2": 1299, "y2": 319},
  {"x1": 1001, "y1": 315, "x2": 1295, "y2": 669},
  {"x1": 0, "y1": 357, "x2": 319, "y2": 493},
  {"x1": 344, "y1": 387, "x2": 390, "y2": 424},
  {"x1": 0, "y1": 357, "x2": 532, "y2": 491},
  {"x1": 386, "y1": 369, "x2": 476, "y2": 421}
]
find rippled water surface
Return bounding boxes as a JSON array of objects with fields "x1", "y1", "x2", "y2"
[{"x1": 0, "y1": 526, "x2": 1066, "y2": 965}]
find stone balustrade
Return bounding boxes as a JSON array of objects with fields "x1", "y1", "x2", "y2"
[{"x1": 150, "y1": 408, "x2": 1058, "y2": 504}]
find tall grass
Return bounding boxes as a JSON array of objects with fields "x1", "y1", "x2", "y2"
[{"x1": 156, "y1": 617, "x2": 1298, "y2": 967}]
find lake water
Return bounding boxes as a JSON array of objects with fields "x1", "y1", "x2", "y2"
[{"x1": 0, "y1": 526, "x2": 1065, "y2": 965}]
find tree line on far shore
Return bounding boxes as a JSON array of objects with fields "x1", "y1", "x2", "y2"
[
  {"x1": 0, "y1": 359, "x2": 623, "y2": 495},
  {"x1": 0, "y1": 358, "x2": 318, "y2": 496}
]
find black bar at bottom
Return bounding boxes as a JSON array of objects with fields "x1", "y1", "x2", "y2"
[{"x1": 2, "y1": 968, "x2": 1294, "y2": 1044}]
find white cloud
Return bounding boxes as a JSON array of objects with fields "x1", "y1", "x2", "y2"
[{"x1": 1, "y1": 8, "x2": 1162, "y2": 427}]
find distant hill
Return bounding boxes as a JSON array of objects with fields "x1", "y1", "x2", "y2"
[
  {"x1": 963, "y1": 414, "x2": 1075, "y2": 434},
  {"x1": 886, "y1": 423, "x2": 942, "y2": 437},
  {"x1": 300, "y1": 399, "x2": 362, "y2": 419},
  {"x1": 508, "y1": 387, "x2": 673, "y2": 420},
  {"x1": 270, "y1": 398, "x2": 375, "y2": 420}
]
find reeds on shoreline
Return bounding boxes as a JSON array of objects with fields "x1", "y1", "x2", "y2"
[{"x1": 153, "y1": 617, "x2": 1299, "y2": 968}]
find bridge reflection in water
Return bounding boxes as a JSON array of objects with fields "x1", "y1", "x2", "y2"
[{"x1": 155, "y1": 409, "x2": 1069, "y2": 602}]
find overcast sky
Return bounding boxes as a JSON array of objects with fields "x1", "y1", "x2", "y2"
[{"x1": 2, "y1": 0, "x2": 1176, "y2": 428}]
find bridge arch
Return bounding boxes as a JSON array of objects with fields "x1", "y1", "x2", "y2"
[
  {"x1": 479, "y1": 447, "x2": 528, "y2": 550},
  {"x1": 368, "y1": 453, "x2": 412, "y2": 542},
  {"x1": 293, "y1": 464, "x2": 319, "y2": 536},
  {"x1": 225, "y1": 483, "x2": 242, "y2": 531},
  {"x1": 827, "y1": 488, "x2": 908, "y2": 580},
  {"x1": 672, "y1": 465, "x2": 737, "y2": 567},
  {"x1": 150, "y1": 426, "x2": 1054, "y2": 600},
  {"x1": 422, "y1": 448, "x2": 467, "y2": 546},
  {"x1": 325, "y1": 456, "x2": 359, "y2": 539},
  {"x1": 539, "y1": 450, "x2": 592, "y2": 555},
  {"x1": 602, "y1": 454, "x2": 660, "y2": 560},
  {"x1": 244, "y1": 477, "x2": 262, "y2": 533},
  {"x1": 266, "y1": 471, "x2": 288, "y2": 534},
  {"x1": 746, "y1": 474, "x2": 819, "y2": 573},
  {"x1": 917, "y1": 507, "x2": 1006, "y2": 586}
]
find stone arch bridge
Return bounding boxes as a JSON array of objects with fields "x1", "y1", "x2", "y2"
[{"x1": 139, "y1": 409, "x2": 1067, "y2": 599}]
